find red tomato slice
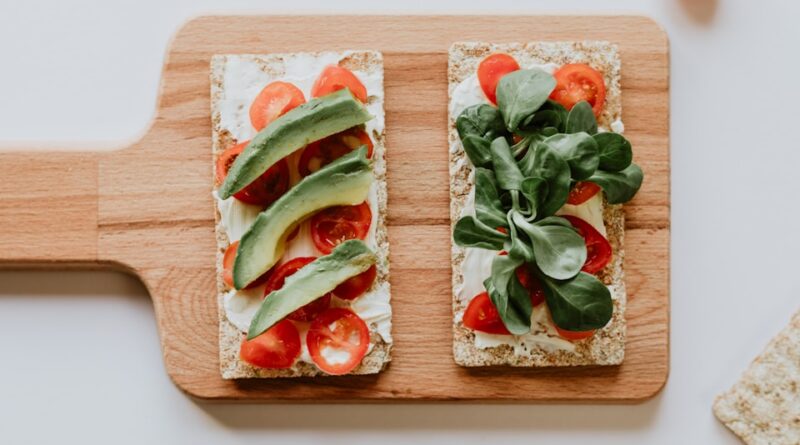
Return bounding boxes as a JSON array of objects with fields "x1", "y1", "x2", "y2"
[
  {"x1": 306, "y1": 308, "x2": 370, "y2": 375},
  {"x1": 298, "y1": 127, "x2": 373, "y2": 177},
  {"x1": 462, "y1": 291, "x2": 511, "y2": 335},
  {"x1": 216, "y1": 141, "x2": 291, "y2": 207},
  {"x1": 263, "y1": 257, "x2": 331, "y2": 322},
  {"x1": 221, "y1": 241, "x2": 269, "y2": 289},
  {"x1": 333, "y1": 265, "x2": 377, "y2": 301},
  {"x1": 555, "y1": 326, "x2": 596, "y2": 341},
  {"x1": 239, "y1": 319, "x2": 301, "y2": 368},
  {"x1": 249, "y1": 81, "x2": 306, "y2": 131},
  {"x1": 515, "y1": 265, "x2": 546, "y2": 307},
  {"x1": 311, "y1": 65, "x2": 368, "y2": 103},
  {"x1": 561, "y1": 215, "x2": 612, "y2": 274},
  {"x1": 477, "y1": 53, "x2": 520, "y2": 105},
  {"x1": 310, "y1": 202, "x2": 372, "y2": 254},
  {"x1": 567, "y1": 181, "x2": 601, "y2": 205},
  {"x1": 549, "y1": 63, "x2": 607, "y2": 116}
]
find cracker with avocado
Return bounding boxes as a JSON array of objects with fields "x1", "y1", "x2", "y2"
[
  {"x1": 713, "y1": 309, "x2": 800, "y2": 444},
  {"x1": 448, "y1": 41, "x2": 628, "y2": 367},
  {"x1": 210, "y1": 51, "x2": 391, "y2": 379}
]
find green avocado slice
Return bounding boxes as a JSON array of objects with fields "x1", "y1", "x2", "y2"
[
  {"x1": 247, "y1": 239, "x2": 377, "y2": 339},
  {"x1": 233, "y1": 146, "x2": 373, "y2": 289},
  {"x1": 218, "y1": 88, "x2": 372, "y2": 199}
]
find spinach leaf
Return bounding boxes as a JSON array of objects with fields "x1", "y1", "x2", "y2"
[
  {"x1": 490, "y1": 137, "x2": 525, "y2": 191},
  {"x1": 473, "y1": 168, "x2": 507, "y2": 229},
  {"x1": 541, "y1": 272, "x2": 614, "y2": 331},
  {"x1": 514, "y1": 215, "x2": 586, "y2": 280},
  {"x1": 588, "y1": 163, "x2": 644, "y2": 204},
  {"x1": 496, "y1": 69, "x2": 556, "y2": 132},
  {"x1": 566, "y1": 101, "x2": 598, "y2": 135},
  {"x1": 519, "y1": 142, "x2": 571, "y2": 217},
  {"x1": 456, "y1": 104, "x2": 507, "y2": 168},
  {"x1": 485, "y1": 254, "x2": 531, "y2": 334},
  {"x1": 517, "y1": 100, "x2": 568, "y2": 135},
  {"x1": 507, "y1": 218, "x2": 535, "y2": 262},
  {"x1": 519, "y1": 176, "x2": 548, "y2": 219},
  {"x1": 593, "y1": 132, "x2": 632, "y2": 172},
  {"x1": 453, "y1": 215, "x2": 508, "y2": 250},
  {"x1": 541, "y1": 133, "x2": 599, "y2": 181}
]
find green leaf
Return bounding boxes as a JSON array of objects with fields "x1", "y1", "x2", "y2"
[
  {"x1": 456, "y1": 104, "x2": 508, "y2": 168},
  {"x1": 490, "y1": 137, "x2": 525, "y2": 191},
  {"x1": 519, "y1": 176, "x2": 548, "y2": 218},
  {"x1": 496, "y1": 69, "x2": 557, "y2": 132},
  {"x1": 453, "y1": 215, "x2": 508, "y2": 250},
  {"x1": 593, "y1": 132, "x2": 633, "y2": 172},
  {"x1": 515, "y1": 215, "x2": 586, "y2": 280},
  {"x1": 473, "y1": 168, "x2": 507, "y2": 229},
  {"x1": 588, "y1": 163, "x2": 644, "y2": 204},
  {"x1": 566, "y1": 101, "x2": 598, "y2": 135},
  {"x1": 542, "y1": 133, "x2": 599, "y2": 181},
  {"x1": 519, "y1": 142, "x2": 571, "y2": 217},
  {"x1": 485, "y1": 255, "x2": 531, "y2": 335},
  {"x1": 517, "y1": 100, "x2": 568, "y2": 135},
  {"x1": 507, "y1": 211, "x2": 535, "y2": 262},
  {"x1": 541, "y1": 272, "x2": 614, "y2": 331}
]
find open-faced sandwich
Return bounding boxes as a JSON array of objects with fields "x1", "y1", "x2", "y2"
[
  {"x1": 448, "y1": 42, "x2": 643, "y2": 367},
  {"x1": 211, "y1": 51, "x2": 391, "y2": 378}
]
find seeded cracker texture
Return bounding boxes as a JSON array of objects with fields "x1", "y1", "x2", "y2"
[
  {"x1": 449, "y1": 42, "x2": 627, "y2": 367},
  {"x1": 713, "y1": 309, "x2": 800, "y2": 444},
  {"x1": 210, "y1": 51, "x2": 391, "y2": 379}
]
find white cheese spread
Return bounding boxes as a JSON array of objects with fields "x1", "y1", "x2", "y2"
[{"x1": 213, "y1": 53, "x2": 391, "y2": 367}]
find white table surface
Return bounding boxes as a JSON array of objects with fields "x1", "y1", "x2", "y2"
[{"x1": 0, "y1": 0, "x2": 796, "y2": 443}]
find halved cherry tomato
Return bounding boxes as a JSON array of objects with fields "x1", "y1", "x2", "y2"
[
  {"x1": 263, "y1": 257, "x2": 331, "y2": 322},
  {"x1": 249, "y1": 81, "x2": 306, "y2": 131},
  {"x1": 216, "y1": 141, "x2": 291, "y2": 207},
  {"x1": 498, "y1": 251, "x2": 545, "y2": 307},
  {"x1": 567, "y1": 181, "x2": 601, "y2": 205},
  {"x1": 555, "y1": 326, "x2": 596, "y2": 341},
  {"x1": 477, "y1": 53, "x2": 520, "y2": 105},
  {"x1": 333, "y1": 266, "x2": 377, "y2": 301},
  {"x1": 239, "y1": 319, "x2": 301, "y2": 368},
  {"x1": 549, "y1": 63, "x2": 607, "y2": 116},
  {"x1": 311, "y1": 65, "x2": 368, "y2": 103},
  {"x1": 462, "y1": 291, "x2": 511, "y2": 335},
  {"x1": 221, "y1": 241, "x2": 269, "y2": 289},
  {"x1": 306, "y1": 308, "x2": 370, "y2": 375},
  {"x1": 310, "y1": 202, "x2": 372, "y2": 254},
  {"x1": 562, "y1": 215, "x2": 612, "y2": 274},
  {"x1": 298, "y1": 128, "x2": 373, "y2": 177}
]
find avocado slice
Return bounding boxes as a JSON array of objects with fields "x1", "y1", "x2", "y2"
[
  {"x1": 247, "y1": 239, "x2": 377, "y2": 339},
  {"x1": 218, "y1": 88, "x2": 372, "y2": 199},
  {"x1": 233, "y1": 146, "x2": 373, "y2": 289}
]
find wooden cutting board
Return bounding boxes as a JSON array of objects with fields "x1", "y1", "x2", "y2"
[{"x1": 0, "y1": 15, "x2": 669, "y2": 402}]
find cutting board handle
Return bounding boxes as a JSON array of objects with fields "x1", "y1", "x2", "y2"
[{"x1": 0, "y1": 150, "x2": 101, "y2": 266}]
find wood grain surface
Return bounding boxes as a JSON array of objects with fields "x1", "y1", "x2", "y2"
[{"x1": 0, "y1": 15, "x2": 670, "y2": 401}]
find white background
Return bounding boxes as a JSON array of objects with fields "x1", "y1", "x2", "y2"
[{"x1": 0, "y1": 0, "x2": 796, "y2": 443}]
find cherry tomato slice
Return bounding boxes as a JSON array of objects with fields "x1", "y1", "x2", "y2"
[
  {"x1": 263, "y1": 257, "x2": 331, "y2": 322},
  {"x1": 221, "y1": 241, "x2": 269, "y2": 289},
  {"x1": 310, "y1": 202, "x2": 372, "y2": 254},
  {"x1": 567, "y1": 181, "x2": 602, "y2": 205},
  {"x1": 555, "y1": 326, "x2": 596, "y2": 341},
  {"x1": 462, "y1": 291, "x2": 511, "y2": 335},
  {"x1": 216, "y1": 141, "x2": 291, "y2": 207},
  {"x1": 477, "y1": 53, "x2": 520, "y2": 105},
  {"x1": 515, "y1": 265, "x2": 546, "y2": 307},
  {"x1": 311, "y1": 65, "x2": 368, "y2": 103},
  {"x1": 333, "y1": 266, "x2": 377, "y2": 301},
  {"x1": 549, "y1": 63, "x2": 607, "y2": 117},
  {"x1": 307, "y1": 308, "x2": 370, "y2": 375},
  {"x1": 249, "y1": 81, "x2": 306, "y2": 131},
  {"x1": 239, "y1": 319, "x2": 301, "y2": 368},
  {"x1": 298, "y1": 128, "x2": 373, "y2": 177},
  {"x1": 561, "y1": 215, "x2": 612, "y2": 274}
]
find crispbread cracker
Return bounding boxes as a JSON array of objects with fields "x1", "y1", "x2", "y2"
[
  {"x1": 448, "y1": 41, "x2": 627, "y2": 367},
  {"x1": 713, "y1": 310, "x2": 800, "y2": 444},
  {"x1": 210, "y1": 51, "x2": 391, "y2": 379}
]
